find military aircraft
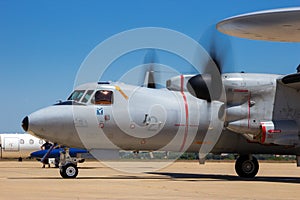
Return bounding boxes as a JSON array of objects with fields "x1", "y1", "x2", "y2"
[{"x1": 22, "y1": 7, "x2": 300, "y2": 178}]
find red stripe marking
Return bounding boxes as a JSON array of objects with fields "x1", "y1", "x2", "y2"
[
  {"x1": 261, "y1": 124, "x2": 266, "y2": 143},
  {"x1": 179, "y1": 75, "x2": 189, "y2": 152},
  {"x1": 268, "y1": 129, "x2": 281, "y2": 133},
  {"x1": 233, "y1": 89, "x2": 249, "y2": 93}
]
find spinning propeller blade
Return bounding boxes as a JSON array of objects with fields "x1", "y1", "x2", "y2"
[
  {"x1": 143, "y1": 49, "x2": 158, "y2": 88},
  {"x1": 187, "y1": 26, "x2": 234, "y2": 161}
]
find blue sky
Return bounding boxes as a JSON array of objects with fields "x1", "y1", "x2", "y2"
[{"x1": 1, "y1": 0, "x2": 300, "y2": 132}]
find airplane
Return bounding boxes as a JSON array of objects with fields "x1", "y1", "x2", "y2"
[
  {"x1": 0, "y1": 133, "x2": 45, "y2": 161},
  {"x1": 21, "y1": 7, "x2": 300, "y2": 178}
]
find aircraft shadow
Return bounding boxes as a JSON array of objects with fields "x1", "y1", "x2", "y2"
[
  {"x1": 148, "y1": 172, "x2": 300, "y2": 184},
  {"x1": 8, "y1": 175, "x2": 169, "y2": 180},
  {"x1": 8, "y1": 172, "x2": 300, "y2": 183}
]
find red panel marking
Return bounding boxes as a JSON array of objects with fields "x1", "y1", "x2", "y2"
[
  {"x1": 99, "y1": 123, "x2": 104, "y2": 129},
  {"x1": 179, "y1": 75, "x2": 189, "y2": 152},
  {"x1": 261, "y1": 124, "x2": 266, "y2": 143},
  {"x1": 233, "y1": 89, "x2": 249, "y2": 93},
  {"x1": 268, "y1": 129, "x2": 281, "y2": 133}
]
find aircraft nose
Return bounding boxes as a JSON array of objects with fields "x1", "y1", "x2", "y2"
[
  {"x1": 21, "y1": 106, "x2": 84, "y2": 147},
  {"x1": 22, "y1": 116, "x2": 29, "y2": 132}
]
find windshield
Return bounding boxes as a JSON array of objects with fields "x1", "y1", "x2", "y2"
[
  {"x1": 81, "y1": 90, "x2": 94, "y2": 103},
  {"x1": 67, "y1": 90, "x2": 85, "y2": 101}
]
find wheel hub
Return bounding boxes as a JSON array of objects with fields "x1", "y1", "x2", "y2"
[
  {"x1": 66, "y1": 166, "x2": 76, "y2": 177},
  {"x1": 242, "y1": 160, "x2": 254, "y2": 174}
]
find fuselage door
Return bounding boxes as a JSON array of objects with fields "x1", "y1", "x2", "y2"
[{"x1": 3, "y1": 137, "x2": 19, "y2": 151}]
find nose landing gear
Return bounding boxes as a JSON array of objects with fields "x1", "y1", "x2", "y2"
[{"x1": 59, "y1": 148, "x2": 79, "y2": 178}]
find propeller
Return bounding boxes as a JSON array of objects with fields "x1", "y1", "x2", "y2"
[
  {"x1": 186, "y1": 25, "x2": 234, "y2": 162},
  {"x1": 119, "y1": 49, "x2": 180, "y2": 88},
  {"x1": 201, "y1": 25, "x2": 233, "y2": 73},
  {"x1": 142, "y1": 49, "x2": 158, "y2": 89},
  {"x1": 187, "y1": 25, "x2": 233, "y2": 102}
]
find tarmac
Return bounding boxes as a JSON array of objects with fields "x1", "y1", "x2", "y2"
[{"x1": 0, "y1": 160, "x2": 300, "y2": 200}]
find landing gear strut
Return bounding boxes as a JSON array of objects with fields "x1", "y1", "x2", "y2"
[
  {"x1": 59, "y1": 148, "x2": 79, "y2": 178},
  {"x1": 235, "y1": 155, "x2": 259, "y2": 178}
]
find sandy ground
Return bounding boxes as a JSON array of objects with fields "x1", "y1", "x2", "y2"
[{"x1": 0, "y1": 160, "x2": 299, "y2": 200}]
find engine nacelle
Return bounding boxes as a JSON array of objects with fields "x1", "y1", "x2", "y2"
[
  {"x1": 166, "y1": 74, "x2": 194, "y2": 92},
  {"x1": 259, "y1": 121, "x2": 299, "y2": 146},
  {"x1": 166, "y1": 74, "x2": 223, "y2": 102}
]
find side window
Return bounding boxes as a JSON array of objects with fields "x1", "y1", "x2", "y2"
[
  {"x1": 29, "y1": 139, "x2": 34, "y2": 144},
  {"x1": 39, "y1": 139, "x2": 44, "y2": 145},
  {"x1": 20, "y1": 139, "x2": 24, "y2": 144},
  {"x1": 92, "y1": 90, "x2": 113, "y2": 105},
  {"x1": 67, "y1": 90, "x2": 85, "y2": 101},
  {"x1": 81, "y1": 90, "x2": 94, "y2": 103}
]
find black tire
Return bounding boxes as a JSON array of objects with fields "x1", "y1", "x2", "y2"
[
  {"x1": 54, "y1": 158, "x2": 60, "y2": 168},
  {"x1": 59, "y1": 163, "x2": 78, "y2": 178},
  {"x1": 59, "y1": 168, "x2": 66, "y2": 178},
  {"x1": 235, "y1": 155, "x2": 259, "y2": 178}
]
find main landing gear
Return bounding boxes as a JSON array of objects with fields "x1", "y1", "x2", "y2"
[
  {"x1": 59, "y1": 148, "x2": 79, "y2": 178},
  {"x1": 235, "y1": 154, "x2": 259, "y2": 178}
]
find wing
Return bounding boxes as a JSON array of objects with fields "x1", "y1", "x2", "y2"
[{"x1": 217, "y1": 7, "x2": 300, "y2": 42}]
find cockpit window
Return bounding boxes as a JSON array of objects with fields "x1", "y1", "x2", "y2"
[
  {"x1": 68, "y1": 90, "x2": 85, "y2": 101},
  {"x1": 92, "y1": 90, "x2": 113, "y2": 105},
  {"x1": 81, "y1": 90, "x2": 94, "y2": 103}
]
